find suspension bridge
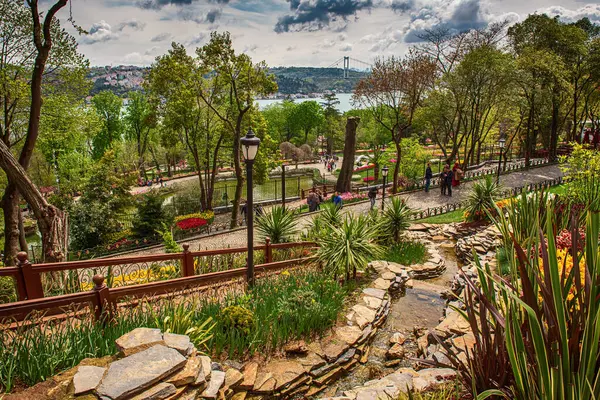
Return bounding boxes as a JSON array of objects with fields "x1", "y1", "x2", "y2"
[{"x1": 322, "y1": 56, "x2": 372, "y2": 78}]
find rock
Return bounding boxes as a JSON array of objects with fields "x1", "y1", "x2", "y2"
[
  {"x1": 389, "y1": 332, "x2": 407, "y2": 345},
  {"x1": 200, "y1": 370, "x2": 225, "y2": 399},
  {"x1": 163, "y1": 333, "x2": 192, "y2": 356},
  {"x1": 362, "y1": 288, "x2": 386, "y2": 299},
  {"x1": 231, "y1": 392, "x2": 247, "y2": 400},
  {"x1": 224, "y1": 368, "x2": 244, "y2": 390},
  {"x1": 352, "y1": 305, "x2": 376, "y2": 329},
  {"x1": 239, "y1": 362, "x2": 258, "y2": 390},
  {"x1": 405, "y1": 279, "x2": 414, "y2": 288},
  {"x1": 373, "y1": 278, "x2": 391, "y2": 290},
  {"x1": 167, "y1": 357, "x2": 201, "y2": 387},
  {"x1": 313, "y1": 366, "x2": 344, "y2": 386},
  {"x1": 253, "y1": 372, "x2": 273, "y2": 391},
  {"x1": 451, "y1": 333, "x2": 476, "y2": 353},
  {"x1": 384, "y1": 359, "x2": 402, "y2": 368},
  {"x1": 298, "y1": 353, "x2": 326, "y2": 372},
  {"x1": 386, "y1": 344, "x2": 405, "y2": 360},
  {"x1": 386, "y1": 263, "x2": 406, "y2": 275},
  {"x1": 96, "y1": 345, "x2": 187, "y2": 400},
  {"x1": 115, "y1": 328, "x2": 164, "y2": 357},
  {"x1": 368, "y1": 260, "x2": 389, "y2": 273},
  {"x1": 362, "y1": 296, "x2": 383, "y2": 310},
  {"x1": 73, "y1": 365, "x2": 106, "y2": 395},
  {"x1": 322, "y1": 341, "x2": 349, "y2": 362},
  {"x1": 284, "y1": 340, "x2": 308, "y2": 355},
  {"x1": 381, "y1": 271, "x2": 396, "y2": 280},
  {"x1": 435, "y1": 311, "x2": 471, "y2": 335},
  {"x1": 131, "y1": 383, "x2": 177, "y2": 400},
  {"x1": 413, "y1": 368, "x2": 457, "y2": 392},
  {"x1": 199, "y1": 356, "x2": 212, "y2": 382},
  {"x1": 335, "y1": 348, "x2": 356, "y2": 365},
  {"x1": 335, "y1": 326, "x2": 363, "y2": 345},
  {"x1": 267, "y1": 360, "x2": 306, "y2": 391},
  {"x1": 211, "y1": 362, "x2": 223, "y2": 372}
]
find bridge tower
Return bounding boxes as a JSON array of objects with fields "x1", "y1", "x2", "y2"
[{"x1": 343, "y1": 56, "x2": 350, "y2": 79}]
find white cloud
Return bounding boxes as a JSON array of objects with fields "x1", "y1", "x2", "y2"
[
  {"x1": 117, "y1": 19, "x2": 146, "y2": 31},
  {"x1": 541, "y1": 4, "x2": 600, "y2": 23},
  {"x1": 339, "y1": 43, "x2": 353, "y2": 51},
  {"x1": 123, "y1": 52, "x2": 155, "y2": 65},
  {"x1": 82, "y1": 20, "x2": 120, "y2": 44}
]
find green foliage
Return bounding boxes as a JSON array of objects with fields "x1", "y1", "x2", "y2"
[
  {"x1": 0, "y1": 276, "x2": 16, "y2": 304},
  {"x1": 560, "y1": 144, "x2": 600, "y2": 211},
  {"x1": 377, "y1": 197, "x2": 414, "y2": 243},
  {"x1": 465, "y1": 176, "x2": 501, "y2": 222},
  {"x1": 91, "y1": 91, "x2": 123, "y2": 160},
  {"x1": 153, "y1": 303, "x2": 215, "y2": 351},
  {"x1": 219, "y1": 305, "x2": 255, "y2": 336},
  {"x1": 317, "y1": 213, "x2": 383, "y2": 280},
  {"x1": 302, "y1": 203, "x2": 342, "y2": 242},
  {"x1": 383, "y1": 241, "x2": 427, "y2": 266},
  {"x1": 418, "y1": 210, "x2": 465, "y2": 224},
  {"x1": 256, "y1": 206, "x2": 299, "y2": 244},
  {"x1": 132, "y1": 192, "x2": 169, "y2": 239},
  {"x1": 157, "y1": 224, "x2": 182, "y2": 254}
]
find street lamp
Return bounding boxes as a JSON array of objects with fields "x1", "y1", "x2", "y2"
[
  {"x1": 241, "y1": 128, "x2": 261, "y2": 287},
  {"x1": 281, "y1": 163, "x2": 286, "y2": 209},
  {"x1": 381, "y1": 166, "x2": 389, "y2": 211},
  {"x1": 497, "y1": 134, "x2": 506, "y2": 184}
]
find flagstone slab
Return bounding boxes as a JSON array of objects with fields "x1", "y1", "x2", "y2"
[
  {"x1": 116, "y1": 328, "x2": 165, "y2": 357},
  {"x1": 96, "y1": 345, "x2": 186, "y2": 400},
  {"x1": 73, "y1": 366, "x2": 106, "y2": 395}
]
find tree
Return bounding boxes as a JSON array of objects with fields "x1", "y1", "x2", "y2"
[
  {"x1": 336, "y1": 117, "x2": 360, "y2": 193},
  {"x1": 321, "y1": 93, "x2": 340, "y2": 154},
  {"x1": 0, "y1": 0, "x2": 85, "y2": 264},
  {"x1": 289, "y1": 101, "x2": 324, "y2": 144},
  {"x1": 195, "y1": 32, "x2": 277, "y2": 228},
  {"x1": 124, "y1": 92, "x2": 156, "y2": 180},
  {"x1": 354, "y1": 53, "x2": 436, "y2": 193},
  {"x1": 91, "y1": 91, "x2": 123, "y2": 160},
  {"x1": 147, "y1": 43, "x2": 226, "y2": 211}
]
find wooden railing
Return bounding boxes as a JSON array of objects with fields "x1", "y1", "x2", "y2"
[
  {"x1": 0, "y1": 240, "x2": 316, "y2": 323},
  {"x1": 1, "y1": 239, "x2": 316, "y2": 303}
]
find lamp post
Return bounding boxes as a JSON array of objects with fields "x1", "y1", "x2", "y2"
[
  {"x1": 496, "y1": 134, "x2": 506, "y2": 184},
  {"x1": 241, "y1": 128, "x2": 261, "y2": 287},
  {"x1": 381, "y1": 166, "x2": 389, "y2": 211},
  {"x1": 281, "y1": 163, "x2": 286, "y2": 209}
]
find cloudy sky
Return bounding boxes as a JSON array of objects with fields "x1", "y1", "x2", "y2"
[{"x1": 50, "y1": 0, "x2": 600, "y2": 67}]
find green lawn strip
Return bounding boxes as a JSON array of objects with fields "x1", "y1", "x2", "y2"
[
  {"x1": 382, "y1": 241, "x2": 427, "y2": 265},
  {"x1": 418, "y1": 209, "x2": 465, "y2": 224}
]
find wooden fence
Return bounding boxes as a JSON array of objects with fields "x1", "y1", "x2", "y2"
[{"x1": 0, "y1": 239, "x2": 316, "y2": 323}]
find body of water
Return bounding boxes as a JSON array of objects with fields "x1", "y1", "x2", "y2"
[{"x1": 256, "y1": 93, "x2": 356, "y2": 113}]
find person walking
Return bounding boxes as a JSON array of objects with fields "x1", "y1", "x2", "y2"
[
  {"x1": 333, "y1": 191, "x2": 343, "y2": 208},
  {"x1": 440, "y1": 166, "x2": 448, "y2": 196},
  {"x1": 307, "y1": 191, "x2": 318, "y2": 212},
  {"x1": 425, "y1": 162, "x2": 433, "y2": 193},
  {"x1": 316, "y1": 190, "x2": 324, "y2": 210},
  {"x1": 368, "y1": 186, "x2": 378, "y2": 209},
  {"x1": 445, "y1": 164, "x2": 454, "y2": 197},
  {"x1": 452, "y1": 162, "x2": 462, "y2": 188}
]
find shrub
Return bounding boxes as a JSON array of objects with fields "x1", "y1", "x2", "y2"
[
  {"x1": 383, "y1": 241, "x2": 426, "y2": 266},
  {"x1": 132, "y1": 192, "x2": 169, "y2": 239},
  {"x1": 464, "y1": 176, "x2": 501, "y2": 222},
  {"x1": 0, "y1": 277, "x2": 16, "y2": 304},
  {"x1": 317, "y1": 214, "x2": 383, "y2": 280},
  {"x1": 256, "y1": 206, "x2": 299, "y2": 244},
  {"x1": 219, "y1": 305, "x2": 255, "y2": 336},
  {"x1": 377, "y1": 197, "x2": 413, "y2": 243}
]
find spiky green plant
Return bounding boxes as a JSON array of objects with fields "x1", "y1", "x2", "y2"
[
  {"x1": 317, "y1": 214, "x2": 383, "y2": 281},
  {"x1": 464, "y1": 176, "x2": 501, "y2": 221},
  {"x1": 255, "y1": 206, "x2": 299, "y2": 244},
  {"x1": 301, "y1": 203, "x2": 342, "y2": 242},
  {"x1": 377, "y1": 197, "x2": 413, "y2": 243}
]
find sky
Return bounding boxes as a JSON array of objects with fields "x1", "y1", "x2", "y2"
[{"x1": 47, "y1": 0, "x2": 600, "y2": 67}]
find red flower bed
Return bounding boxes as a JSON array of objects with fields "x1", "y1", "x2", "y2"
[
  {"x1": 354, "y1": 164, "x2": 375, "y2": 173},
  {"x1": 363, "y1": 176, "x2": 375, "y2": 182},
  {"x1": 176, "y1": 218, "x2": 208, "y2": 230}
]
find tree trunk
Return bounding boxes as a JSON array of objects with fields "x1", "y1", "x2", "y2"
[
  {"x1": 230, "y1": 116, "x2": 244, "y2": 229},
  {"x1": 392, "y1": 139, "x2": 401, "y2": 194},
  {"x1": 335, "y1": 117, "x2": 359, "y2": 193},
  {"x1": 0, "y1": 141, "x2": 65, "y2": 262},
  {"x1": 549, "y1": 94, "x2": 559, "y2": 162},
  {"x1": 18, "y1": 208, "x2": 28, "y2": 252},
  {"x1": 2, "y1": 186, "x2": 20, "y2": 266}
]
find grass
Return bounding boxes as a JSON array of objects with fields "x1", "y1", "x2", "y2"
[
  {"x1": 418, "y1": 209, "x2": 465, "y2": 224},
  {"x1": 382, "y1": 241, "x2": 427, "y2": 266},
  {"x1": 397, "y1": 382, "x2": 464, "y2": 399},
  {"x1": 0, "y1": 268, "x2": 350, "y2": 393}
]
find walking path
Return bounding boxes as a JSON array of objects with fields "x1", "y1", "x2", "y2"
[{"x1": 127, "y1": 164, "x2": 562, "y2": 255}]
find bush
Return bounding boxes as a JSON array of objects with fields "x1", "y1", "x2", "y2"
[
  {"x1": 219, "y1": 306, "x2": 255, "y2": 336},
  {"x1": 464, "y1": 176, "x2": 501, "y2": 222},
  {"x1": 132, "y1": 192, "x2": 169, "y2": 239},
  {"x1": 0, "y1": 277, "x2": 16, "y2": 304},
  {"x1": 256, "y1": 206, "x2": 299, "y2": 244},
  {"x1": 383, "y1": 241, "x2": 426, "y2": 266},
  {"x1": 377, "y1": 197, "x2": 413, "y2": 243}
]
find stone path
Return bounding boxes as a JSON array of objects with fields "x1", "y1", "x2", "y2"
[{"x1": 126, "y1": 164, "x2": 562, "y2": 255}]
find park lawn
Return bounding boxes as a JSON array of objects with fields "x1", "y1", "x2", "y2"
[
  {"x1": 383, "y1": 241, "x2": 427, "y2": 265},
  {"x1": 418, "y1": 209, "x2": 465, "y2": 224},
  {"x1": 546, "y1": 184, "x2": 567, "y2": 196}
]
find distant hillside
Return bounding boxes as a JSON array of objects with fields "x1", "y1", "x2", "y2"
[{"x1": 88, "y1": 65, "x2": 367, "y2": 97}]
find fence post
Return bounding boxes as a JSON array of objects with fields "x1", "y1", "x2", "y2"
[
  {"x1": 265, "y1": 237, "x2": 272, "y2": 264},
  {"x1": 93, "y1": 274, "x2": 112, "y2": 324},
  {"x1": 182, "y1": 244, "x2": 195, "y2": 277},
  {"x1": 17, "y1": 251, "x2": 44, "y2": 300}
]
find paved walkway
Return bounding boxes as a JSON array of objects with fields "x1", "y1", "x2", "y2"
[{"x1": 127, "y1": 164, "x2": 562, "y2": 255}]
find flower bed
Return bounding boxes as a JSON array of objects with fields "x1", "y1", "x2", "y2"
[
  {"x1": 339, "y1": 192, "x2": 368, "y2": 204},
  {"x1": 174, "y1": 211, "x2": 215, "y2": 231},
  {"x1": 354, "y1": 163, "x2": 375, "y2": 173},
  {"x1": 363, "y1": 176, "x2": 376, "y2": 182}
]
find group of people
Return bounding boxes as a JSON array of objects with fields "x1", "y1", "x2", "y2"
[
  {"x1": 424, "y1": 161, "x2": 463, "y2": 197},
  {"x1": 306, "y1": 189, "x2": 344, "y2": 211},
  {"x1": 137, "y1": 176, "x2": 165, "y2": 188},
  {"x1": 321, "y1": 154, "x2": 338, "y2": 173},
  {"x1": 240, "y1": 200, "x2": 264, "y2": 223}
]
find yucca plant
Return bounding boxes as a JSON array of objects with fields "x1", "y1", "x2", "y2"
[
  {"x1": 301, "y1": 203, "x2": 342, "y2": 242},
  {"x1": 465, "y1": 176, "x2": 501, "y2": 222},
  {"x1": 317, "y1": 214, "x2": 383, "y2": 281},
  {"x1": 255, "y1": 206, "x2": 299, "y2": 244},
  {"x1": 377, "y1": 197, "x2": 413, "y2": 243}
]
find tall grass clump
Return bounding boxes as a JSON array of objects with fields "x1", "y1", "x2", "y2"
[
  {"x1": 464, "y1": 176, "x2": 501, "y2": 221},
  {"x1": 377, "y1": 197, "x2": 413, "y2": 243},
  {"x1": 383, "y1": 241, "x2": 427, "y2": 266}
]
